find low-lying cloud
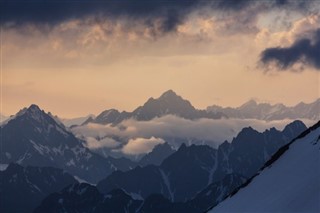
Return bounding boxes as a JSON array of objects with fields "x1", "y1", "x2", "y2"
[
  {"x1": 85, "y1": 137, "x2": 121, "y2": 149},
  {"x1": 122, "y1": 137, "x2": 165, "y2": 155},
  {"x1": 73, "y1": 115, "x2": 314, "y2": 156}
]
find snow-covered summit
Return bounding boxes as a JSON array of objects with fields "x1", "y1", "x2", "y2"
[{"x1": 209, "y1": 121, "x2": 320, "y2": 213}]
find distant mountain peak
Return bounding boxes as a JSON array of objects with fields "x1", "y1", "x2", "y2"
[
  {"x1": 28, "y1": 104, "x2": 41, "y2": 111},
  {"x1": 3, "y1": 104, "x2": 47, "y2": 126},
  {"x1": 239, "y1": 99, "x2": 258, "y2": 108},
  {"x1": 21, "y1": 104, "x2": 44, "y2": 117},
  {"x1": 178, "y1": 143, "x2": 187, "y2": 151},
  {"x1": 1, "y1": 104, "x2": 130, "y2": 183},
  {"x1": 282, "y1": 120, "x2": 306, "y2": 135},
  {"x1": 159, "y1": 90, "x2": 178, "y2": 99},
  {"x1": 208, "y1": 98, "x2": 320, "y2": 121},
  {"x1": 100, "y1": 108, "x2": 119, "y2": 115},
  {"x1": 157, "y1": 90, "x2": 187, "y2": 104}
]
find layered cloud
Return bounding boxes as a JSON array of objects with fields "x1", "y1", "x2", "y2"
[
  {"x1": 85, "y1": 137, "x2": 121, "y2": 149},
  {"x1": 73, "y1": 115, "x2": 314, "y2": 156},
  {"x1": 3, "y1": 0, "x2": 318, "y2": 68},
  {"x1": 122, "y1": 137, "x2": 165, "y2": 155}
]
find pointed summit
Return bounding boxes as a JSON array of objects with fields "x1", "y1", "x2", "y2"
[
  {"x1": 132, "y1": 89, "x2": 197, "y2": 120},
  {"x1": 178, "y1": 143, "x2": 187, "y2": 151},
  {"x1": 84, "y1": 90, "x2": 225, "y2": 125},
  {"x1": 159, "y1": 90, "x2": 178, "y2": 99},
  {"x1": 16, "y1": 104, "x2": 43, "y2": 117},
  {"x1": 0, "y1": 105, "x2": 128, "y2": 183},
  {"x1": 17, "y1": 104, "x2": 62, "y2": 126},
  {"x1": 239, "y1": 99, "x2": 258, "y2": 109},
  {"x1": 25, "y1": 104, "x2": 47, "y2": 120},
  {"x1": 28, "y1": 104, "x2": 42, "y2": 112},
  {"x1": 157, "y1": 90, "x2": 187, "y2": 104}
]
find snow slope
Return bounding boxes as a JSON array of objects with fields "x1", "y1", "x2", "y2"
[{"x1": 209, "y1": 121, "x2": 320, "y2": 213}]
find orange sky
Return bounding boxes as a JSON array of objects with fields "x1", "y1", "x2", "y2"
[{"x1": 1, "y1": 7, "x2": 319, "y2": 118}]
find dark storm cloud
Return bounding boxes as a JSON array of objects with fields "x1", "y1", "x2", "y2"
[
  {"x1": 260, "y1": 29, "x2": 320, "y2": 71},
  {"x1": 1, "y1": 0, "x2": 202, "y2": 30},
  {"x1": 0, "y1": 0, "x2": 315, "y2": 32}
]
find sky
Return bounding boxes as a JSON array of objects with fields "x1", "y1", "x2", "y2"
[{"x1": 1, "y1": 0, "x2": 320, "y2": 118}]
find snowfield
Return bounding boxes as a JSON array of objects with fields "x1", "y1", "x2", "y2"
[{"x1": 210, "y1": 122, "x2": 320, "y2": 213}]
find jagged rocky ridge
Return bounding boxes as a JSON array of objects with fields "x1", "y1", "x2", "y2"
[
  {"x1": 96, "y1": 120, "x2": 306, "y2": 203},
  {"x1": 208, "y1": 120, "x2": 320, "y2": 212},
  {"x1": 82, "y1": 91, "x2": 319, "y2": 126},
  {"x1": 34, "y1": 183, "x2": 144, "y2": 213},
  {"x1": 34, "y1": 173, "x2": 247, "y2": 213},
  {"x1": 207, "y1": 98, "x2": 320, "y2": 120},
  {"x1": 0, "y1": 105, "x2": 135, "y2": 183},
  {"x1": 24, "y1": 119, "x2": 307, "y2": 213},
  {"x1": 0, "y1": 163, "x2": 77, "y2": 213},
  {"x1": 139, "y1": 142, "x2": 175, "y2": 167},
  {"x1": 82, "y1": 90, "x2": 226, "y2": 125}
]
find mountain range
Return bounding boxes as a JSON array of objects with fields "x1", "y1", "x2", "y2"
[
  {"x1": 80, "y1": 90, "x2": 319, "y2": 126},
  {"x1": 82, "y1": 90, "x2": 226, "y2": 125},
  {"x1": 61, "y1": 115, "x2": 95, "y2": 127},
  {"x1": 0, "y1": 105, "x2": 134, "y2": 183},
  {"x1": 208, "y1": 120, "x2": 320, "y2": 212},
  {"x1": 96, "y1": 120, "x2": 306, "y2": 203},
  {"x1": 0, "y1": 163, "x2": 77, "y2": 213},
  {"x1": 0, "y1": 98, "x2": 317, "y2": 212},
  {"x1": 207, "y1": 98, "x2": 320, "y2": 121},
  {"x1": 32, "y1": 120, "x2": 316, "y2": 213}
]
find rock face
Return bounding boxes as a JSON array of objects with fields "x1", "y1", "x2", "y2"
[
  {"x1": 0, "y1": 104, "x2": 134, "y2": 183},
  {"x1": 34, "y1": 183, "x2": 143, "y2": 213},
  {"x1": 139, "y1": 142, "x2": 175, "y2": 167},
  {"x1": 209, "y1": 121, "x2": 320, "y2": 213},
  {"x1": 33, "y1": 120, "x2": 309, "y2": 213},
  {"x1": 97, "y1": 120, "x2": 306, "y2": 203},
  {"x1": 0, "y1": 163, "x2": 77, "y2": 213},
  {"x1": 187, "y1": 173, "x2": 247, "y2": 212}
]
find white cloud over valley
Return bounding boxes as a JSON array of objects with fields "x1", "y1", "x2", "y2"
[{"x1": 72, "y1": 116, "x2": 315, "y2": 156}]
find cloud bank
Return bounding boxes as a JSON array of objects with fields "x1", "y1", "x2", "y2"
[
  {"x1": 85, "y1": 137, "x2": 121, "y2": 149},
  {"x1": 122, "y1": 137, "x2": 165, "y2": 155},
  {"x1": 73, "y1": 115, "x2": 314, "y2": 156}
]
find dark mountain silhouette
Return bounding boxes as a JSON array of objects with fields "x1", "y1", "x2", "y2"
[
  {"x1": 208, "y1": 120, "x2": 320, "y2": 212},
  {"x1": 97, "y1": 120, "x2": 306, "y2": 203},
  {"x1": 34, "y1": 183, "x2": 143, "y2": 213},
  {"x1": 139, "y1": 142, "x2": 175, "y2": 167},
  {"x1": 0, "y1": 104, "x2": 135, "y2": 183},
  {"x1": 82, "y1": 90, "x2": 226, "y2": 125},
  {"x1": 0, "y1": 163, "x2": 77, "y2": 213},
  {"x1": 33, "y1": 120, "x2": 308, "y2": 213}
]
